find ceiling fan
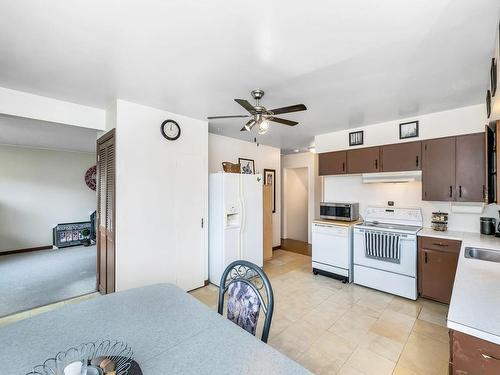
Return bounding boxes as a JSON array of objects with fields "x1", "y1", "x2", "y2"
[{"x1": 207, "y1": 89, "x2": 307, "y2": 134}]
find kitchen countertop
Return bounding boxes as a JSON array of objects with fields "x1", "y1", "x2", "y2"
[
  {"x1": 420, "y1": 228, "x2": 500, "y2": 345},
  {"x1": 313, "y1": 218, "x2": 363, "y2": 226}
]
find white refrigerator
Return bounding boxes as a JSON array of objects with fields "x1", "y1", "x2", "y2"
[{"x1": 208, "y1": 172, "x2": 263, "y2": 286}]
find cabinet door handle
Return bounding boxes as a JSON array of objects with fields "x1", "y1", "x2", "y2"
[
  {"x1": 424, "y1": 251, "x2": 428, "y2": 263},
  {"x1": 459, "y1": 185, "x2": 462, "y2": 198},
  {"x1": 449, "y1": 186, "x2": 453, "y2": 198},
  {"x1": 375, "y1": 159, "x2": 378, "y2": 170},
  {"x1": 416, "y1": 155, "x2": 419, "y2": 167},
  {"x1": 342, "y1": 162, "x2": 345, "y2": 172},
  {"x1": 432, "y1": 242, "x2": 449, "y2": 247},
  {"x1": 482, "y1": 353, "x2": 500, "y2": 361}
]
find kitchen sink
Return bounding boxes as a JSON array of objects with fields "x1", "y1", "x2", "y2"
[{"x1": 464, "y1": 247, "x2": 500, "y2": 263}]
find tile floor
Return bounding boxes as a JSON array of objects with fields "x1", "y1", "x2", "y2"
[{"x1": 190, "y1": 250, "x2": 450, "y2": 375}]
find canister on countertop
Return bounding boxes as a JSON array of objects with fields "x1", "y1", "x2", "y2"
[
  {"x1": 480, "y1": 217, "x2": 496, "y2": 235},
  {"x1": 431, "y1": 211, "x2": 448, "y2": 231}
]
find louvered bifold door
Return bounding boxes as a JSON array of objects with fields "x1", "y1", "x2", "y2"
[
  {"x1": 96, "y1": 129, "x2": 116, "y2": 294},
  {"x1": 105, "y1": 142, "x2": 115, "y2": 293}
]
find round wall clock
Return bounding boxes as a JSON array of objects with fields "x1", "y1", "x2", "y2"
[
  {"x1": 160, "y1": 119, "x2": 181, "y2": 141},
  {"x1": 85, "y1": 165, "x2": 96, "y2": 191}
]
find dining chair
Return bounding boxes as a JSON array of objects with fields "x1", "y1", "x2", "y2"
[{"x1": 218, "y1": 260, "x2": 274, "y2": 343}]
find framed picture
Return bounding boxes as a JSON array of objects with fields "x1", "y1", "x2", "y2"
[
  {"x1": 486, "y1": 90, "x2": 492, "y2": 118},
  {"x1": 238, "y1": 158, "x2": 255, "y2": 174},
  {"x1": 491, "y1": 58, "x2": 497, "y2": 97},
  {"x1": 264, "y1": 169, "x2": 276, "y2": 213},
  {"x1": 399, "y1": 121, "x2": 419, "y2": 139},
  {"x1": 349, "y1": 131, "x2": 363, "y2": 146}
]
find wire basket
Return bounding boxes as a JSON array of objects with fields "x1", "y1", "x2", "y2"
[
  {"x1": 222, "y1": 162, "x2": 241, "y2": 173},
  {"x1": 26, "y1": 340, "x2": 135, "y2": 375}
]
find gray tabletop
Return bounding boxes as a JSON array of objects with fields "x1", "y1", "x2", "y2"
[{"x1": 0, "y1": 283, "x2": 310, "y2": 375}]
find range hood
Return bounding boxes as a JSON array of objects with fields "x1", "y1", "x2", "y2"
[{"x1": 362, "y1": 171, "x2": 422, "y2": 184}]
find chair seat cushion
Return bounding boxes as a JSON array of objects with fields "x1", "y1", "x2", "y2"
[{"x1": 227, "y1": 281, "x2": 261, "y2": 335}]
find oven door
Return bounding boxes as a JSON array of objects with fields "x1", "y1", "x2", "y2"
[
  {"x1": 320, "y1": 204, "x2": 351, "y2": 220},
  {"x1": 353, "y1": 228, "x2": 417, "y2": 277}
]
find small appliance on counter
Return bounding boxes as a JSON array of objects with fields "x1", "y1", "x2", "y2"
[
  {"x1": 319, "y1": 202, "x2": 359, "y2": 222},
  {"x1": 431, "y1": 211, "x2": 448, "y2": 231},
  {"x1": 480, "y1": 217, "x2": 496, "y2": 235}
]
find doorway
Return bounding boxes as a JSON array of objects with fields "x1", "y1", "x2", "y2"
[
  {"x1": 282, "y1": 167, "x2": 310, "y2": 255},
  {"x1": 0, "y1": 116, "x2": 99, "y2": 317}
]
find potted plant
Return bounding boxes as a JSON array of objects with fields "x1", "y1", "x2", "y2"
[{"x1": 81, "y1": 228, "x2": 91, "y2": 247}]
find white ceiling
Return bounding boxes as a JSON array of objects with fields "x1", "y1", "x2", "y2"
[
  {"x1": 0, "y1": 0, "x2": 498, "y2": 152},
  {"x1": 0, "y1": 115, "x2": 98, "y2": 153}
]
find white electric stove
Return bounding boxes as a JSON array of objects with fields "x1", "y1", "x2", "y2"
[{"x1": 353, "y1": 207, "x2": 423, "y2": 300}]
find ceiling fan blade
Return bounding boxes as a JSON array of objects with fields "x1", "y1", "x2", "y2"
[
  {"x1": 207, "y1": 115, "x2": 250, "y2": 119},
  {"x1": 269, "y1": 104, "x2": 307, "y2": 115},
  {"x1": 269, "y1": 117, "x2": 298, "y2": 126},
  {"x1": 240, "y1": 126, "x2": 247, "y2": 131},
  {"x1": 234, "y1": 99, "x2": 256, "y2": 113}
]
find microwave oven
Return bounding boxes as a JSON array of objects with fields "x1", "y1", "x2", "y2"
[{"x1": 320, "y1": 202, "x2": 359, "y2": 221}]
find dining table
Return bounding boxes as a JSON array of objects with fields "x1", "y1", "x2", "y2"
[{"x1": 0, "y1": 283, "x2": 310, "y2": 374}]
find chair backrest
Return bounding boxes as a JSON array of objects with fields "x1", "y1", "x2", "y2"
[{"x1": 218, "y1": 260, "x2": 274, "y2": 343}]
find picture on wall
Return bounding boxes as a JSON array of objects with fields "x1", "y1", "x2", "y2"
[
  {"x1": 491, "y1": 58, "x2": 497, "y2": 97},
  {"x1": 349, "y1": 131, "x2": 363, "y2": 146},
  {"x1": 238, "y1": 158, "x2": 255, "y2": 174},
  {"x1": 264, "y1": 168, "x2": 276, "y2": 213},
  {"x1": 399, "y1": 121, "x2": 419, "y2": 139}
]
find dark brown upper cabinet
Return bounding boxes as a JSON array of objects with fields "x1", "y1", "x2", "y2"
[
  {"x1": 318, "y1": 151, "x2": 347, "y2": 176},
  {"x1": 346, "y1": 147, "x2": 380, "y2": 174},
  {"x1": 455, "y1": 133, "x2": 485, "y2": 202},
  {"x1": 381, "y1": 141, "x2": 421, "y2": 172},
  {"x1": 422, "y1": 137, "x2": 456, "y2": 201}
]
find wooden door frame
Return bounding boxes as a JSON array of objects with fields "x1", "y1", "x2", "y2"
[{"x1": 96, "y1": 128, "x2": 116, "y2": 294}]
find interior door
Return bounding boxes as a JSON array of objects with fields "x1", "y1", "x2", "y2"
[
  {"x1": 174, "y1": 155, "x2": 205, "y2": 291},
  {"x1": 346, "y1": 147, "x2": 380, "y2": 173},
  {"x1": 422, "y1": 137, "x2": 456, "y2": 201},
  {"x1": 381, "y1": 141, "x2": 422, "y2": 172},
  {"x1": 96, "y1": 129, "x2": 116, "y2": 294},
  {"x1": 456, "y1": 133, "x2": 485, "y2": 202}
]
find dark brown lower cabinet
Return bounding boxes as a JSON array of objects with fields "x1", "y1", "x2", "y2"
[
  {"x1": 450, "y1": 330, "x2": 500, "y2": 374},
  {"x1": 418, "y1": 236, "x2": 461, "y2": 304}
]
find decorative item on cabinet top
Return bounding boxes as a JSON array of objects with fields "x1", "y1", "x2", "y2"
[
  {"x1": 238, "y1": 158, "x2": 255, "y2": 174},
  {"x1": 222, "y1": 162, "x2": 241, "y2": 173}
]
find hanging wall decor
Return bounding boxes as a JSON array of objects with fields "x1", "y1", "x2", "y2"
[
  {"x1": 264, "y1": 169, "x2": 276, "y2": 213},
  {"x1": 349, "y1": 131, "x2": 363, "y2": 146},
  {"x1": 399, "y1": 121, "x2": 419, "y2": 139},
  {"x1": 85, "y1": 165, "x2": 96, "y2": 191}
]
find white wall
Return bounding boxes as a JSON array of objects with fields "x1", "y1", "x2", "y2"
[
  {"x1": 323, "y1": 176, "x2": 500, "y2": 233},
  {"x1": 284, "y1": 167, "x2": 308, "y2": 242},
  {"x1": 315, "y1": 104, "x2": 485, "y2": 153},
  {"x1": 208, "y1": 133, "x2": 281, "y2": 247},
  {"x1": 281, "y1": 152, "x2": 320, "y2": 243},
  {"x1": 0, "y1": 145, "x2": 96, "y2": 252},
  {"x1": 114, "y1": 100, "x2": 208, "y2": 292}
]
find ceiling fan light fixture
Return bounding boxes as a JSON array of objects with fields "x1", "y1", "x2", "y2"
[
  {"x1": 244, "y1": 119, "x2": 256, "y2": 131},
  {"x1": 258, "y1": 119, "x2": 269, "y2": 134}
]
